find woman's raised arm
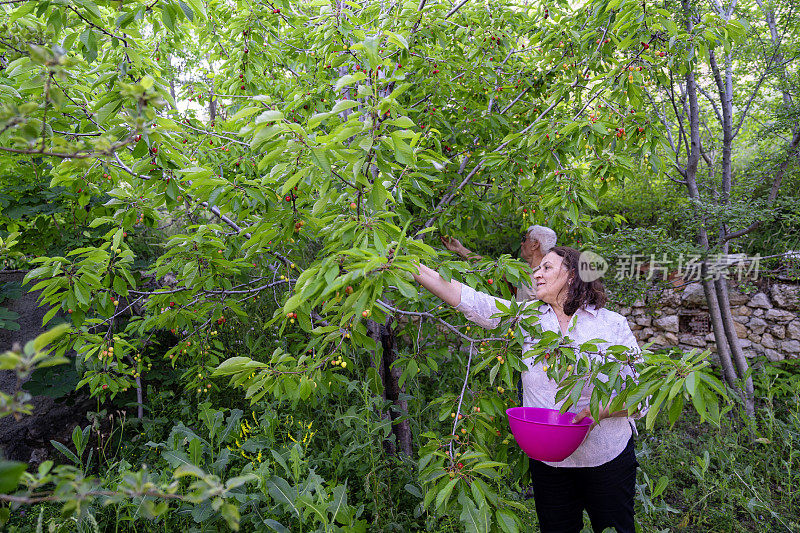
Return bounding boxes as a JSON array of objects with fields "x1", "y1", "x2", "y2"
[{"x1": 411, "y1": 262, "x2": 462, "y2": 307}]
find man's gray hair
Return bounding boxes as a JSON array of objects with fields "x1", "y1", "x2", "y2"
[{"x1": 527, "y1": 225, "x2": 557, "y2": 252}]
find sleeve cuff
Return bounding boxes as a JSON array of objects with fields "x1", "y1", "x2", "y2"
[{"x1": 455, "y1": 284, "x2": 474, "y2": 315}]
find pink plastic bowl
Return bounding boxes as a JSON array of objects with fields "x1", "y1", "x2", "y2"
[{"x1": 506, "y1": 407, "x2": 593, "y2": 462}]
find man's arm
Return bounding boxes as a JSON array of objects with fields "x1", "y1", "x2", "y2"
[
  {"x1": 440, "y1": 236, "x2": 483, "y2": 261},
  {"x1": 441, "y1": 235, "x2": 526, "y2": 297}
]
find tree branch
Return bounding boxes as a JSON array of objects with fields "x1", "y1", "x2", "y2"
[{"x1": 445, "y1": 0, "x2": 471, "y2": 19}]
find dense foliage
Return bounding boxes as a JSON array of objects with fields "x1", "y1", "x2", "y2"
[{"x1": 1, "y1": 0, "x2": 799, "y2": 530}]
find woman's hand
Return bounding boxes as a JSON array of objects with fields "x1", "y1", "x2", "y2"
[
  {"x1": 572, "y1": 405, "x2": 632, "y2": 429},
  {"x1": 571, "y1": 406, "x2": 607, "y2": 429},
  {"x1": 411, "y1": 262, "x2": 462, "y2": 307}
]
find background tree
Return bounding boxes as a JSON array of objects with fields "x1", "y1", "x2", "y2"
[{"x1": 640, "y1": 0, "x2": 800, "y2": 415}]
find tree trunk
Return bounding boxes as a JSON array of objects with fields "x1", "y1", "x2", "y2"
[
  {"x1": 715, "y1": 276, "x2": 755, "y2": 416},
  {"x1": 701, "y1": 277, "x2": 737, "y2": 386},
  {"x1": 368, "y1": 319, "x2": 396, "y2": 456},
  {"x1": 379, "y1": 320, "x2": 413, "y2": 456},
  {"x1": 367, "y1": 319, "x2": 413, "y2": 457},
  {"x1": 707, "y1": 36, "x2": 755, "y2": 416},
  {"x1": 679, "y1": 0, "x2": 744, "y2": 412}
]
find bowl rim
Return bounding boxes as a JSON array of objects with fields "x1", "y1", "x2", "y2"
[{"x1": 506, "y1": 406, "x2": 593, "y2": 428}]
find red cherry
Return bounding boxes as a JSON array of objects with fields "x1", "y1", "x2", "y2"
[
  {"x1": 241, "y1": 85, "x2": 245, "y2": 90},
  {"x1": 487, "y1": 278, "x2": 494, "y2": 285}
]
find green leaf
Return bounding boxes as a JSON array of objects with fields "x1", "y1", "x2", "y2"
[
  {"x1": 161, "y1": 4, "x2": 176, "y2": 32},
  {"x1": 41, "y1": 306, "x2": 60, "y2": 327},
  {"x1": 652, "y1": 475, "x2": 669, "y2": 498},
  {"x1": 177, "y1": 0, "x2": 194, "y2": 21},
  {"x1": 391, "y1": 132, "x2": 414, "y2": 165},
  {"x1": 10, "y1": 1, "x2": 36, "y2": 23},
  {"x1": 266, "y1": 476, "x2": 300, "y2": 518},
  {"x1": 458, "y1": 491, "x2": 489, "y2": 533},
  {"x1": 386, "y1": 117, "x2": 415, "y2": 128},
  {"x1": 229, "y1": 107, "x2": 261, "y2": 122},
  {"x1": 335, "y1": 72, "x2": 367, "y2": 90},
  {"x1": 183, "y1": 0, "x2": 206, "y2": 19},
  {"x1": 385, "y1": 30, "x2": 409, "y2": 50},
  {"x1": 495, "y1": 509, "x2": 519, "y2": 533},
  {"x1": 309, "y1": 148, "x2": 331, "y2": 175},
  {"x1": 262, "y1": 519, "x2": 290, "y2": 532},
  {"x1": 33, "y1": 324, "x2": 70, "y2": 351},
  {"x1": 330, "y1": 99, "x2": 360, "y2": 114},
  {"x1": 255, "y1": 110, "x2": 284, "y2": 124},
  {"x1": 328, "y1": 483, "x2": 349, "y2": 524},
  {"x1": 50, "y1": 440, "x2": 80, "y2": 465},
  {"x1": 435, "y1": 476, "x2": 459, "y2": 510},
  {"x1": 685, "y1": 371, "x2": 697, "y2": 396},
  {"x1": 0, "y1": 461, "x2": 27, "y2": 493}
]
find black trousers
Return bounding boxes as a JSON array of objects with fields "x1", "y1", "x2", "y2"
[{"x1": 529, "y1": 436, "x2": 638, "y2": 533}]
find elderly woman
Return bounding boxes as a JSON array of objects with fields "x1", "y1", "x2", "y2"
[{"x1": 412, "y1": 245, "x2": 641, "y2": 533}]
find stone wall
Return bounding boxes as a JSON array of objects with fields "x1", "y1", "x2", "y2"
[{"x1": 618, "y1": 281, "x2": 800, "y2": 361}]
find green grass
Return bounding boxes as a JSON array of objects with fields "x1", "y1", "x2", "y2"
[{"x1": 6, "y1": 373, "x2": 800, "y2": 532}]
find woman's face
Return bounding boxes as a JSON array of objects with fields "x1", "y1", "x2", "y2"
[{"x1": 532, "y1": 251, "x2": 572, "y2": 306}]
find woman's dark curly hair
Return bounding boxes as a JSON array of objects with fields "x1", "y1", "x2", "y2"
[{"x1": 548, "y1": 246, "x2": 607, "y2": 316}]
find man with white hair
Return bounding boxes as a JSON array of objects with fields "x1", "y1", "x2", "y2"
[{"x1": 441, "y1": 225, "x2": 557, "y2": 300}]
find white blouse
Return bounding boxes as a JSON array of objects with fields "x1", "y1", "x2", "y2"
[{"x1": 456, "y1": 284, "x2": 641, "y2": 468}]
